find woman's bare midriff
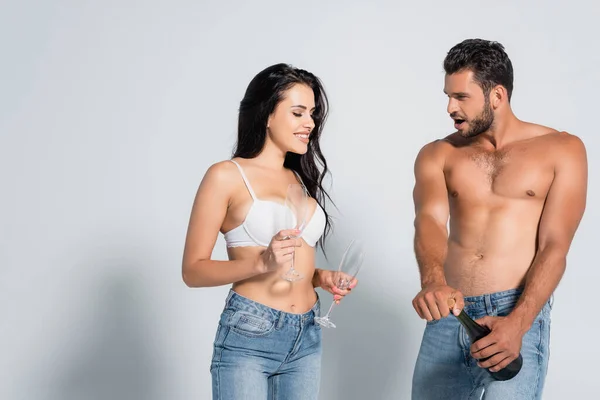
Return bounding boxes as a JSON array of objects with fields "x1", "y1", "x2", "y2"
[{"x1": 227, "y1": 244, "x2": 318, "y2": 314}]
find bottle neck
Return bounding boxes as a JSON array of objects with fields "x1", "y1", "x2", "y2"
[{"x1": 456, "y1": 310, "x2": 490, "y2": 341}]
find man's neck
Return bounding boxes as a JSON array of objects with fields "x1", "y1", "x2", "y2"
[{"x1": 480, "y1": 111, "x2": 521, "y2": 149}]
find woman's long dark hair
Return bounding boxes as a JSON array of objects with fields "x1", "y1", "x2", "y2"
[{"x1": 232, "y1": 63, "x2": 333, "y2": 248}]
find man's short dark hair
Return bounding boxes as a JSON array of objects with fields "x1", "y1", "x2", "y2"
[{"x1": 444, "y1": 39, "x2": 514, "y2": 101}]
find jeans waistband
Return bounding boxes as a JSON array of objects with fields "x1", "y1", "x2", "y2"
[
  {"x1": 225, "y1": 289, "x2": 320, "y2": 327},
  {"x1": 461, "y1": 288, "x2": 523, "y2": 315},
  {"x1": 462, "y1": 287, "x2": 553, "y2": 318},
  {"x1": 464, "y1": 287, "x2": 522, "y2": 306}
]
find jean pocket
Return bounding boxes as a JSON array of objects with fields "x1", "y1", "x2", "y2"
[{"x1": 229, "y1": 311, "x2": 275, "y2": 338}]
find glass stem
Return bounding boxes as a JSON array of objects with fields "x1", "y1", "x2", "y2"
[
  {"x1": 287, "y1": 235, "x2": 298, "y2": 272},
  {"x1": 324, "y1": 301, "x2": 336, "y2": 318},
  {"x1": 288, "y1": 251, "x2": 295, "y2": 272}
]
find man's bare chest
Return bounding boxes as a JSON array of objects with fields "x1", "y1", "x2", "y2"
[{"x1": 444, "y1": 148, "x2": 554, "y2": 201}]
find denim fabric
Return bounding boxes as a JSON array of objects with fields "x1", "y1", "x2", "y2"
[
  {"x1": 412, "y1": 288, "x2": 552, "y2": 399},
  {"x1": 210, "y1": 290, "x2": 322, "y2": 400}
]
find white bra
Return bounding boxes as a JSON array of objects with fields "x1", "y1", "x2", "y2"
[{"x1": 223, "y1": 160, "x2": 326, "y2": 248}]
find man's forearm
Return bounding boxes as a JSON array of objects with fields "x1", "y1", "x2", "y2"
[
  {"x1": 510, "y1": 245, "x2": 567, "y2": 331},
  {"x1": 414, "y1": 215, "x2": 448, "y2": 288}
]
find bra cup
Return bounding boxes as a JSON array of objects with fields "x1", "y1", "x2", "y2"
[
  {"x1": 243, "y1": 201, "x2": 290, "y2": 246},
  {"x1": 300, "y1": 205, "x2": 326, "y2": 247},
  {"x1": 224, "y1": 159, "x2": 325, "y2": 248}
]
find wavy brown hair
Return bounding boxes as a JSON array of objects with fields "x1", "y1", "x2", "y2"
[{"x1": 232, "y1": 63, "x2": 333, "y2": 248}]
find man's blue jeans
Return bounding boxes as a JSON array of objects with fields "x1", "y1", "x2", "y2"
[{"x1": 412, "y1": 288, "x2": 552, "y2": 399}]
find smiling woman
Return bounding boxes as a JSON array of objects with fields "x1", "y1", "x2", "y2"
[{"x1": 181, "y1": 63, "x2": 358, "y2": 400}]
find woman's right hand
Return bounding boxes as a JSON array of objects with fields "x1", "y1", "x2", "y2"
[{"x1": 258, "y1": 229, "x2": 303, "y2": 273}]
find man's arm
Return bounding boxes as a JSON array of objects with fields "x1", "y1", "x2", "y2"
[
  {"x1": 412, "y1": 141, "x2": 464, "y2": 319},
  {"x1": 511, "y1": 134, "x2": 588, "y2": 330},
  {"x1": 413, "y1": 142, "x2": 449, "y2": 287}
]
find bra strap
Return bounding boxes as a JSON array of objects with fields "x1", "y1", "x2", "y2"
[
  {"x1": 292, "y1": 170, "x2": 308, "y2": 192},
  {"x1": 229, "y1": 160, "x2": 257, "y2": 200}
]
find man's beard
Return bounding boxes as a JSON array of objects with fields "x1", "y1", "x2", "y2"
[{"x1": 461, "y1": 98, "x2": 494, "y2": 138}]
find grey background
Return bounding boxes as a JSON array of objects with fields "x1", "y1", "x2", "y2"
[{"x1": 1, "y1": 1, "x2": 597, "y2": 399}]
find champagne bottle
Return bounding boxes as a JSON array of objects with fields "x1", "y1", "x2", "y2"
[{"x1": 448, "y1": 298, "x2": 523, "y2": 381}]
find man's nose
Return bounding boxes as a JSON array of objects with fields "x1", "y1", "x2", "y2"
[{"x1": 447, "y1": 98, "x2": 459, "y2": 115}]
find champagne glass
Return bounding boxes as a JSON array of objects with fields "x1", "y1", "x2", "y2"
[
  {"x1": 281, "y1": 184, "x2": 308, "y2": 282},
  {"x1": 315, "y1": 239, "x2": 365, "y2": 328}
]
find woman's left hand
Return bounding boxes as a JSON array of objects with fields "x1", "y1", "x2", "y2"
[{"x1": 313, "y1": 269, "x2": 358, "y2": 304}]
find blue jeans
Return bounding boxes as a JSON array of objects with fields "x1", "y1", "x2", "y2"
[
  {"x1": 412, "y1": 288, "x2": 552, "y2": 399},
  {"x1": 210, "y1": 290, "x2": 322, "y2": 400}
]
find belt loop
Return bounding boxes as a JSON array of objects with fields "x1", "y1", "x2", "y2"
[
  {"x1": 276, "y1": 312, "x2": 285, "y2": 329},
  {"x1": 225, "y1": 289, "x2": 234, "y2": 306},
  {"x1": 484, "y1": 294, "x2": 493, "y2": 315}
]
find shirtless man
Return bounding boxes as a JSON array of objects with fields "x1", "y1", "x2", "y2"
[{"x1": 410, "y1": 39, "x2": 587, "y2": 399}]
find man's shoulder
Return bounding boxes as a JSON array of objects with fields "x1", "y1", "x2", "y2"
[
  {"x1": 519, "y1": 124, "x2": 587, "y2": 168},
  {"x1": 546, "y1": 130, "x2": 584, "y2": 147},
  {"x1": 415, "y1": 133, "x2": 461, "y2": 167},
  {"x1": 547, "y1": 131, "x2": 586, "y2": 160},
  {"x1": 524, "y1": 123, "x2": 585, "y2": 150},
  {"x1": 420, "y1": 132, "x2": 462, "y2": 150}
]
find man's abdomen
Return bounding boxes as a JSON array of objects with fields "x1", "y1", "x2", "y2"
[{"x1": 444, "y1": 203, "x2": 542, "y2": 296}]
